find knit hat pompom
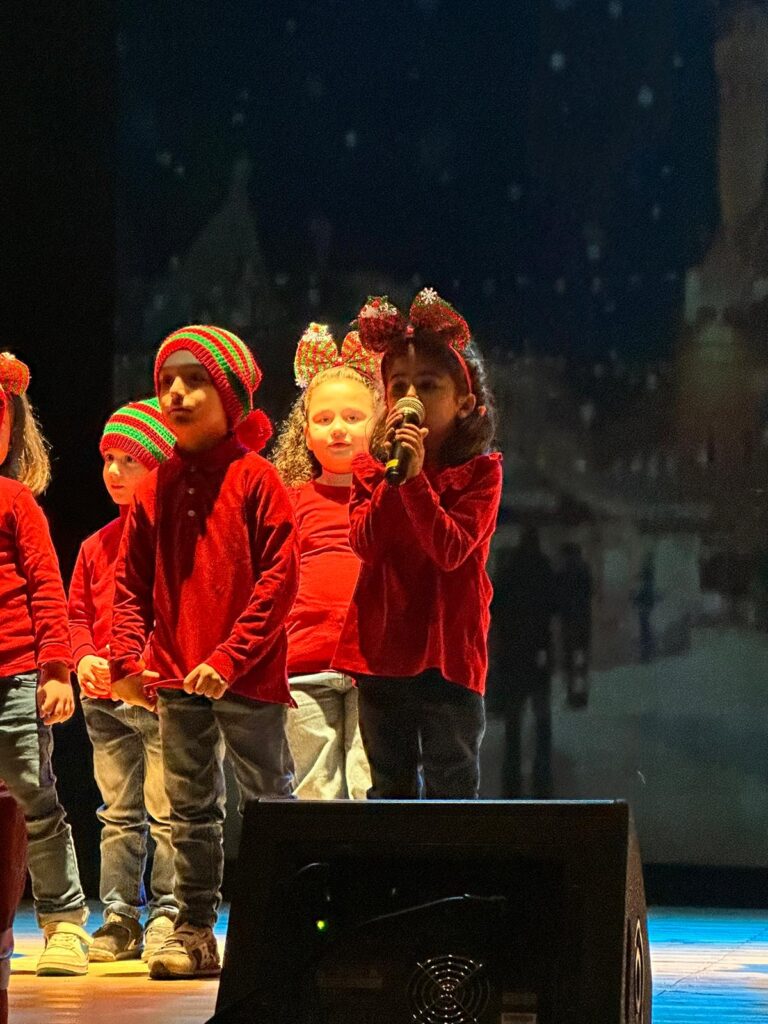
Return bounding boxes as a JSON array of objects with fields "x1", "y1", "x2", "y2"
[
  {"x1": 235, "y1": 408, "x2": 273, "y2": 453},
  {"x1": 100, "y1": 397, "x2": 176, "y2": 469},
  {"x1": 154, "y1": 325, "x2": 262, "y2": 427}
]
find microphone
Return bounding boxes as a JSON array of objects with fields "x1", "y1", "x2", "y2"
[{"x1": 385, "y1": 395, "x2": 426, "y2": 486}]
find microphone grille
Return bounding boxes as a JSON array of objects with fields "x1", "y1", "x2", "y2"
[{"x1": 394, "y1": 395, "x2": 426, "y2": 423}]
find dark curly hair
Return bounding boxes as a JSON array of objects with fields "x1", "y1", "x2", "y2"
[{"x1": 368, "y1": 331, "x2": 497, "y2": 468}]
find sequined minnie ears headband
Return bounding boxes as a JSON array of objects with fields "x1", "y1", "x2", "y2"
[
  {"x1": 354, "y1": 287, "x2": 475, "y2": 397},
  {"x1": 294, "y1": 322, "x2": 382, "y2": 389},
  {"x1": 0, "y1": 353, "x2": 30, "y2": 396}
]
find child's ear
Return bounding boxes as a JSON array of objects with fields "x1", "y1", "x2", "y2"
[
  {"x1": 457, "y1": 392, "x2": 477, "y2": 420},
  {"x1": 304, "y1": 421, "x2": 314, "y2": 452}
]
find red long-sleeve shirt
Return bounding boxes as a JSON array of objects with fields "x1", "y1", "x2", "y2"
[
  {"x1": 332, "y1": 452, "x2": 503, "y2": 695},
  {"x1": 285, "y1": 480, "x2": 360, "y2": 676},
  {"x1": 68, "y1": 508, "x2": 127, "y2": 671},
  {"x1": 0, "y1": 477, "x2": 72, "y2": 675},
  {"x1": 110, "y1": 434, "x2": 299, "y2": 704}
]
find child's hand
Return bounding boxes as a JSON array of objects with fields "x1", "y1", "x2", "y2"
[
  {"x1": 77, "y1": 655, "x2": 112, "y2": 698},
  {"x1": 111, "y1": 671, "x2": 159, "y2": 712},
  {"x1": 37, "y1": 662, "x2": 75, "y2": 725},
  {"x1": 183, "y1": 662, "x2": 228, "y2": 700},
  {"x1": 392, "y1": 421, "x2": 428, "y2": 480}
]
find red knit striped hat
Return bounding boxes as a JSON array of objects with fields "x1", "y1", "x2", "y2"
[
  {"x1": 154, "y1": 325, "x2": 262, "y2": 427},
  {"x1": 100, "y1": 397, "x2": 176, "y2": 469}
]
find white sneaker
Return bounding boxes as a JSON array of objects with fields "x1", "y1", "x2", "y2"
[
  {"x1": 148, "y1": 923, "x2": 220, "y2": 979},
  {"x1": 37, "y1": 922, "x2": 91, "y2": 976},
  {"x1": 141, "y1": 915, "x2": 176, "y2": 962}
]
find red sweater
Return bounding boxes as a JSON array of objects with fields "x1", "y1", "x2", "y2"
[
  {"x1": 285, "y1": 480, "x2": 360, "y2": 676},
  {"x1": 332, "y1": 452, "x2": 503, "y2": 695},
  {"x1": 0, "y1": 477, "x2": 72, "y2": 675},
  {"x1": 110, "y1": 434, "x2": 299, "y2": 704},
  {"x1": 68, "y1": 508, "x2": 127, "y2": 673}
]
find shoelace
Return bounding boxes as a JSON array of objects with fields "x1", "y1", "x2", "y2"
[{"x1": 47, "y1": 933, "x2": 85, "y2": 951}]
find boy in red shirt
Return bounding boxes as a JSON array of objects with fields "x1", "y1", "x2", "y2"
[
  {"x1": 68, "y1": 398, "x2": 178, "y2": 962},
  {"x1": 110, "y1": 326, "x2": 298, "y2": 979}
]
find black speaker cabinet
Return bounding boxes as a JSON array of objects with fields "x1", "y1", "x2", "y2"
[{"x1": 211, "y1": 800, "x2": 651, "y2": 1024}]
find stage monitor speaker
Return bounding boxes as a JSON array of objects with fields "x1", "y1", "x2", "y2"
[{"x1": 210, "y1": 800, "x2": 651, "y2": 1024}]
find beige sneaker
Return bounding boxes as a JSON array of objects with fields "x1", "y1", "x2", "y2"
[
  {"x1": 148, "y1": 923, "x2": 220, "y2": 979},
  {"x1": 141, "y1": 915, "x2": 175, "y2": 963},
  {"x1": 37, "y1": 922, "x2": 91, "y2": 976}
]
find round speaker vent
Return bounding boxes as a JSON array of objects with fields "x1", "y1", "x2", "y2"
[{"x1": 407, "y1": 954, "x2": 490, "y2": 1023}]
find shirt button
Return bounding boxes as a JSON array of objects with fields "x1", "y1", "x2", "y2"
[{"x1": 187, "y1": 509, "x2": 196, "y2": 517}]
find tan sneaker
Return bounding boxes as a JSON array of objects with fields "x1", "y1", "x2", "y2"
[
  {"x1": 89, "y1": 913, "x2": 143, "y2": 963},
  {"x1": 148, "y1": 923, "x2": 220, "y2": 979},
  {"x1": 141, "y1": 915, "x2": 175, "y2": 962},
  {"x1": 37, "y1": 922, "x2": 91, "y2": 976}
]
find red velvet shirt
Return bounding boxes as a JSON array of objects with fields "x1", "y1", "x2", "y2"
[
  {"x1": 68, "y1": 508, "x2": 127, "y2": 672},
  {"x1": 0, "y1": 477, "x2": 72, "y2": 675},
  {"x1": 332, "y1": 452, "x2": 503, "y2": 695},
  {"x1": 285, "y1": 480, "x2": 360, "y2": 676},
  {"x1": 109, "y1": 435, "x2": 299, "y2": 704}
]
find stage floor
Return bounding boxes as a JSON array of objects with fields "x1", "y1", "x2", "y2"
[{"x1": 8, "y1": 904, "x2": 768, "y2": 1022}]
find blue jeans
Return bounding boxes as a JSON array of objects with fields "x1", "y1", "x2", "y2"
[
  {"x1": 0, "y1": 673, "x2": 87, "y2": 926},
  {"x1": 82, "y1": 697, "x2": 177, "y2": 924},
  {"x1": 157, "y1": 689, "x2": 294, "y2": 928}
]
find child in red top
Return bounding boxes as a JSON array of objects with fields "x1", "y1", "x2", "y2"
[
  {"x1": 272, "y1": 324, "x2": 380, "y2": 799},
  {"x1": 110, "y1": 326, "x2": 298, "y2": 980},
  {"x1": 68, "y1": 398, "x2": 178, "y2": 963},
  {"x1": 333, "y1": 290, "x2": 502, "y2": 799},
  {"x1": 0, "y1": 353, "x2": 90, "y2": 975}
]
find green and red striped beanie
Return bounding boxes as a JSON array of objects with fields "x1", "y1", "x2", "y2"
[
  {"x1": 100, "y1": 397, "x2": 176, "y2": 469},
  {"x1": 154, "y1": 325, "x2": 262, "y2": 428}
]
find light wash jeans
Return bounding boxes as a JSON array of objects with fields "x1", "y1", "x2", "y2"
[
  {"x1": 156, "y1": 688, "x2": 294, "y2": 928},
  {"x1": 0, "y1": 673, "x2": 87, "y2": 926},
  {"x1": 82, "y1": 697, "x2": 177, "y2": 924},
  {"x1": 287, "y1": 672, "x2": 371, "y2": 800}
]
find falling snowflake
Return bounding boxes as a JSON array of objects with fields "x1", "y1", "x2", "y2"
[
  {"x1": 238, "y1": 89, "x2": 250, "y2": 103},
  {"x1": 286, "y1": 18, "x2": 297, "y2": 34},
  {"x1": 232, "y1": 112, "x2": 245, "y2": 126},
  {"x1": 515, "y1": 274, "x2": 531, "y2": 289},
  {"x1": 507, "y1": 182, "x2": 522, "y2": 202},
  {"x1": 156, "y1": 150, "x2": 172, "y2": 168},
  {"x1": 660, "y1": 164, "x2": 673, "y2": 177},
  {"x1": 411, "y1": 273, "x2": 424, "y2": 290},
  {"x1": 550, "y1": 51, "x2": 566, "y2": 72},
  {"x1": 344, "y1": 130, "x2": 358, "y2": 149},
  {"x1": 274, "y1": 273, "x2": 289, "y2": 287},
  {"x1": 672, "y1": 53, "x2": 684, "y2": 69},
  {"x1": 482, "y1": 278, "x2": 497, "y2": 297},
  {"x1": 637, "y1": 85, "x2": 654, "y2": 107},
  {"x1": 308, "y1": 287, "x2": 321, "y2": 307},
  {"x1": 174, "y1": 164, "x2": 185, "y2": 177},
  {"x1": 607, "y1": 0, "x2": 623, "y2": 17},
  {"x1": 591, "y1": 276, "x2": 603, "y2": 295},
  {"x1": 587, "y1": 242, "x2": 602, "y2": 262},
  {"x1": 651, "y1": 204, "x2": 662, "y2": 221},
  {"x1": 555, "y1": 277, "x2": 567, "y2": 294},
  {"x1": 604, "y1": 300, "x2": 616, "y2": 314},
  {"x1": 553, "y1": 0, "x2": 575, "y2": 10}
]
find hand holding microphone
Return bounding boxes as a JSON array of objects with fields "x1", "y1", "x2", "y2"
[{"x1": 385, "y1": 396, "x2": 427, "y2": 485}]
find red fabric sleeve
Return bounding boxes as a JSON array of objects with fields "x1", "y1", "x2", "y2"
[
  {"x1": 110, "y1": 493, "x2": 155, "y2": 681},
  {"x1": 398, "y1": 456, "x2": 503, "y2": 571},
  {"x1": 206, "y1": 468, "x2": 299, "y2": 683},
  {"x1": 13, "y1": 490, "x2": 72, "y2": 668},
  {"x1": 67, "y1": 543, "x2": 98, "y2": 668},
  {"x1": 348, "y1": 454, "x2": 396, "y2": 564}
]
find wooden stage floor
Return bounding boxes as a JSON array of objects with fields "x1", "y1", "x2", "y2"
[{"x1": 8, "y1": 905, "x2": 768, "y2": 1022}]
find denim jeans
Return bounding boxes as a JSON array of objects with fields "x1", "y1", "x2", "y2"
[
  {"x1": 287, "y1": 672, "x2": 371, "y2": 800},
  {"x1": 0, "y1": 673, "x2": 87, "y2": 926},
  {"x1": 156, "y1": 688, "x2": 294, "y2": 928},
  {"x1": 82, "y1": 697, "x2": 177, "y2": 924},
  {"x1": 357, "y1": 670, "x2": 486, "y2": 799}
]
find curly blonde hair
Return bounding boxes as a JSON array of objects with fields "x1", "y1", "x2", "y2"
[
  {"x1": 271, "y1": 366, "x2": 382, "y2": 487},
  {"x1": 0, "y1": 392, "x2": 52, "y2": 496}
]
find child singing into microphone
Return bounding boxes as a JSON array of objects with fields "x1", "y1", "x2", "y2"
[
  {"x1": 272, "y1": 324, "x2": 381, "y2": 799},
  {"x1": 333, "y1": 290, "x2": 502, "y2": 799}
]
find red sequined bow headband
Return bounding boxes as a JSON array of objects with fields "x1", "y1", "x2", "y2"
[
  {"x1": 294, "y1": 322, "x2": 382, "y2": 389},
  {"x1": 0, "y1": 353, "x2": 30, "y2": 396},
  {"x1": 355, "y1": 288, "x2": 474, "y2": 395}
]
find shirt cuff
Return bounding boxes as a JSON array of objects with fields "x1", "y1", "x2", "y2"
[
  {"x1": 110, "y1": 655, "x2": 144, "y2": 683},
  {"x1": 206, "y1": 650, "x2": 235, "y2": 686},
  {"x1": 36, "y1": 646, "x2": 74, "y2": 671},
  {"x1": 71, "y1": 642, "x2": 98, "y2": 668}
]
